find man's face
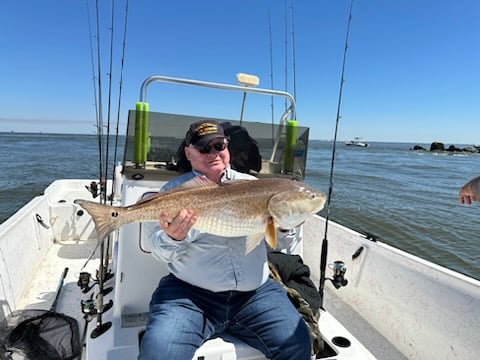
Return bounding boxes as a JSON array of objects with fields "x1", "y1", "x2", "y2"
[{"x1": 185, "y1": 138, "x2": 230, "y2": 181}]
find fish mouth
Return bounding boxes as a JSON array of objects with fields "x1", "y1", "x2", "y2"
[{"x1": 268, "y1": 190, "x2": 326, "y2": 229}]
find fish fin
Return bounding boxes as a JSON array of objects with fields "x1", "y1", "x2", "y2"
[
  {"x1": 245, "y1": 233, "x2": 264, "y2": 254},
  {"x1": 74, "y1": 200, "x2": 118, "y2": 242},
  {"x1": 135, "y1": 191, "x2": 162, "y2": 205},
  {"x1": 220, "y1": 179, "x2": 256, "y2": 186},
  {"x1": 176, "y1": 176, "x2": 218, "y2": 190},
  {"x1": 134, "y1": 176, "x2": 218, "y2": 206},
  {"x1": 265, "y1": 221, "x2": 277, "y2": 250}
]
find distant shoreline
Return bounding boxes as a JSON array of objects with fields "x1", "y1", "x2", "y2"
[{"x1": 1, "y1": 131, "x2": 478, "y2": 148}]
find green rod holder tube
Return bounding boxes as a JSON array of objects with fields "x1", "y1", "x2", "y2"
[
  {"x1": 284, "y1": 119, "x2": 298, "y2": 172},
  {"x1": 142, "y1": 102, "x2": 149, "y2": 164},
  {"x1": 134, "y1": 102, "x2": 148, "y2": 166}
]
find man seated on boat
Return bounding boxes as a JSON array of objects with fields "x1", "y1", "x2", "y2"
[{"x1": 139, "y1": 120, "x2": 311, "y2": 360}]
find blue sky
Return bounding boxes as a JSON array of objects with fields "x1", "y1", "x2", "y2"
[{"x1": 1, "y1": 0, "x2": 479, "y2": 144}]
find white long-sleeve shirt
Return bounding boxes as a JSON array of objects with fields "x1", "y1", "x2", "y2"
[{"x1": 147, "y1": 168, "x2": 300, "y2": 292}]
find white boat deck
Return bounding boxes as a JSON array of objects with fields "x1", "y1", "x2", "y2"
[
  {"x1": 322, "y1": 287, "x2": 406, "y2": 360},
  {"x1": 16, "y1": 236, "x2": 100, "y2": 339}
]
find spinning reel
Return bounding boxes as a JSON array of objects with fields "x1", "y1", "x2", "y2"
[{"x1": 328, "y1": 261, "x2": 348, "y2": 289}]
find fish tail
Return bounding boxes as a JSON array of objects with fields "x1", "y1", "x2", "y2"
[{"x1": 74, "y1": 200, "x2": 120, "y2": 242}]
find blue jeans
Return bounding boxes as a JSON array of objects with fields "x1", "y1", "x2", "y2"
[{"x1": 138, "y1": 275, "x2": 311, "y2": 359}]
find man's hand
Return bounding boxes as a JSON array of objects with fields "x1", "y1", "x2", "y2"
[
  {"x1": 159, "y1": 209, "x2": 197, "y2": 240},
  {"x1": 459, "y1": 176, "x2": 480, "y2": 205}
]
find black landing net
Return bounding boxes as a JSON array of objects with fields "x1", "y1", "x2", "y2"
[{"x1": 0, "y1": 268, "x2": 81, "y2": 359}]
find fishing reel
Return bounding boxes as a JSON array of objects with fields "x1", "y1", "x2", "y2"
[
  {"x1": 85, "y1": 177, "x2": 107, "y2": 199},
  {"x1": 328, "y1": 261, "x2": 348, "y2": 289},
  {"x1": 79, "y1": 274, "x2": 114, "y2": 339},
  {"x1": 77, "y1": 270, "x2": 113, "y2": 294},
  {"x1": 80, "y1": 297, "x2": 114, "y2": 320},
  {"x1": 77, "y1": 271, "x2": 93, "y2": 292},
  {"x1": 85, "y1": 181, "x2": 100, "y2": 198},
  {"x1": 80, "y1": 298, "x2": 97, "y2": 320}
]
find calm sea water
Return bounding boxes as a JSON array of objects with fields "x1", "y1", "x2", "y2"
[{"x1": 1, "y1": 132, "x2": 479, "y2": 280}]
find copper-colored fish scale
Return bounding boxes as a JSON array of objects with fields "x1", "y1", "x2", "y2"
[{"x1": 121, "y1": 178, "x2": 297, "y2": 235}]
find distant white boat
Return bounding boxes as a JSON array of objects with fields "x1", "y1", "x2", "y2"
[{"x1": 345, "y1": 137, "x2": 368, "y2": 147}]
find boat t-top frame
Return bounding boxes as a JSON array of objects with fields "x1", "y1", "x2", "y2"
[
  {"x1": 140, "y1": 75, "x2": 296, "y2": 163},
  {"x1": 124, "y1": 74, "x2": 310, "y2": 181}
]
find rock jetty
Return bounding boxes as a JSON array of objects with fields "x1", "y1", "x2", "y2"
[{"x1": 411, "y1": 142, "x2": 479, "y2": 153}]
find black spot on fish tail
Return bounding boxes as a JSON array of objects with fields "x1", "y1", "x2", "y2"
[{"x1": 74, "y1": 200, "x2": 118, "y2": 242}]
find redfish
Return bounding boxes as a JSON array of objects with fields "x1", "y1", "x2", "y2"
[{"x1": 75, "y1": 177, "x2": 325, "y2": 252}]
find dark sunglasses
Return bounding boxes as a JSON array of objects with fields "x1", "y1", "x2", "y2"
[{"x1": 196, "y1": 141, "x2": 228, "y2": 154}]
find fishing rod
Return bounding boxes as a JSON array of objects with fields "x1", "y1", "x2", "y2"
[
  {"x1": 86, "y1": 0, "x2": 100, "y2": 152},
  {"x1": 111, "y1": 0, "x2": 129, "y2": 202},
  {"x1": 102, "y1": 0, "x2": 130, "y2": 296},
  {"x1": 98, "y1": 0, "x2": 116, "y2": 309},
  {"x1": 82, "y1": 0, "x2": 130, "y2": 339},
  {"x1": 283, "y1": 0, "x2": 288, "y2": 112},
  {"x1": 87, "y1": 0, "x2": 112, "y2": 339},
  {"x1": 93, "y1": 0, "x2": 132, "y2": 339},
  {"x1": 102, "y1": 0, "x2": 130, "y2": 295},
  {"x1": 268, "y1": 11, "x2": 275, "y2": 144},
  {"x1": 103, "y1": 0, "x2": 116, "y2": 206},
  {"x1": 101, "y1": 0, "x2": 123, "y2": 289},
  {"x1": 94, "y1": 0, "x2": 105, "y2": 192},
  {"x1": 319, "y1": 0, "x2": 355, "y2": 309},
  {"x1": 289, "y1": 0, "x2": 297, "y2": 101}
]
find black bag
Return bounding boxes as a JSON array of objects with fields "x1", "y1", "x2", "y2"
[{"x1": 221, "y1": 122, "x2": 262, "y2": 174}]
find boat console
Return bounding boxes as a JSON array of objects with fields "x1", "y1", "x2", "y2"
[
  {"x1": 86, "y1": 75, "x2": 315, "y2": 359},
  {"x1": 122, "y1": 111, "x2": 310, "y2": 182}
]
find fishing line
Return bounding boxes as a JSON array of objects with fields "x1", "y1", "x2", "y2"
[{"x1": 319, "y1": 0, "x2": 355, "y2": 309}]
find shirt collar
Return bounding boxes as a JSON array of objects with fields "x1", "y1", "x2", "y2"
[{"x1": 191, "y1": 166, "x2": 232, "y2": 183}]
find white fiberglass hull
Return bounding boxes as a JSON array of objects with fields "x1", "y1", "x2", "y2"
[
  {"x1": 1, "y1": 179, "x2": 479, "y2": 359},
  {"x1": 303, "y1": 216, "x2": 480, "y2": 360}
]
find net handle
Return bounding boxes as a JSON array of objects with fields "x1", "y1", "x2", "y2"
[{"x1": 50, "y1": 268, "x2": 69, "y2": 312}]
